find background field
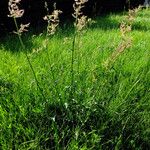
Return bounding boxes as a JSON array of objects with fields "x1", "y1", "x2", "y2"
[{"x1": 0, "y1": 8, "x2": 150, "y2": 149}]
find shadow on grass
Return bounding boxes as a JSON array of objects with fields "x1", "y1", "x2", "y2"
[
  {"x1": 90, "y1": 14, "x2": 150, "y2": 31},
  {"x1": 16, "y1": 100, "x2": 109, "y2": 149},
  {"x1": 1, "y1": 65, "x2": 149, "y2": 149},
  {"x1": 0, "y1": 12, "x2": 150, "y2": 53},
  {"x1": 0, "y1": 33, "x2": 35, "y2": 53},
  {"x1": 6, "y1": 97, "x2": 149, "y2": 149}
]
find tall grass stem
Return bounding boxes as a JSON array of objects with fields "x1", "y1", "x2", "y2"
[{"x1": 13, "y1": 18, "x2": 46, "y2": 101}]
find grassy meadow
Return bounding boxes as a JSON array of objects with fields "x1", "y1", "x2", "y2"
[{"x1": 0, "y1": 8, "x2": 150, "y2": 149}]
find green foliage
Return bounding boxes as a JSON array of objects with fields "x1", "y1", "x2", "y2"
[{"x1": 0, "y1": 9, "x2": 150, "y2": 149}]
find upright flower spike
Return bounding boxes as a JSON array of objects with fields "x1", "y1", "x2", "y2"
[
  {"x1": 7, "y1": 0, "x2": 46, "y2": 101},
  {"x1": 73, "y1": 0, "x2": 91, "y2": 32},
  {"x1": 44, "y1": 2, "x2": 62, "y2": 35},
  {"x1": 73, "y1": 0, "x2": 88, "y2": 19},
  {"x1": 8, "y1": 0, "x2": 24, "y2": 18},
  {"x1": 8, "y1": 0, "x2": 30, "y2": 35}
]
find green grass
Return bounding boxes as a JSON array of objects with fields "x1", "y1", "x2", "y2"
[{"x1": 0, "y1": 9, "x2": 150, "y2": 149}]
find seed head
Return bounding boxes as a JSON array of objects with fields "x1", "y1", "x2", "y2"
[
  {"x1": 8, "y1": 0, "x2": 24, "y2": 18},
  {"x1": 18, "y1": 23, "x2": 30, "y2": 34},
  {"x1": 73, "y1": 0, "x2": 91, "y2": 32},
  {"x1": 44, "y1": 2, "x2": 62, "y2": 35},
  {"x1": 8, "y1": 0, "x2": 30, "y2": 35},
  {"x1": 76, "y1": 16, "x2": 92, "y2": 31},
  {"x1": 73, "y1": 0, "x2": 88, "y2": 19}
]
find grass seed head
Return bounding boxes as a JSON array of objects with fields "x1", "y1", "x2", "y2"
[
  {"x1": 8, "y1": 0, "x2": 24, "y2": 18},
  {"x1": 44, "y1": 2, "x2": 62, "y2": 35},
  {"x1": 73, "y1": 0, "x2": 91, "y2": 32},
  {"x1": 73, "y1": 0, "x2": 88, "y2": 19},
  {"x1": 103, "y1": 6, "x2": 141, "y2": 69},
  {"x1": 18, "y1": 23, "x2": 30, "y2": 34},
  {"x1": 8, "y1": 0, "x2": 30, "y2": 35}
]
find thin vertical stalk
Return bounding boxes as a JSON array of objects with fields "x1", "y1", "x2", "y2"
[
  {"x1": 13, "y1": 18, "x2": 46, "y2": 101},
  {"x1": 77, "y1": 32, "x2": 81, "y2": 74},
  {"x1": 70, "y1": 30, "x2": 77, "y2": 98},
  {"x1": 44, "y1": 36, "x2": 62, "y2": 101},
  {"x1": 43, "y1": 2, "x2": 62, "y2": 101}
]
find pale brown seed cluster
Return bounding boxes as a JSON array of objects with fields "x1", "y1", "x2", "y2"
[
  {"x1": 120, "y1": 22, "x2": 131, "y2": 40},
  {"x1": 127, "y1": 6, "x2": 142, "y2": 23},
  {"x1": 76, "y1": 16, "x2": 92, "y2": 31},
  {"x1": 120, "y1": 6, "x2": 141, "y2": 40},
  {"x1": 18, "y1": 23, "x2": 30, "y2": 34},
  {"x1": 8, "y1": 0, "x2": 24, "y2": 18},
  {"x1": 73, "y1": 0, "x2": 88, "y2": 18},
  {"x1": 104, "y1": 7, "x2": 141, "y2": 69},
  {"x1": 44, "y1": 2, "x2": 62, "y2": 35},
  {"x1": 73, "y1": 0, "x2": 90, "y2": 31},
  {"x1": 8, "y1": 0, "x2": 30, "y2": 35}
]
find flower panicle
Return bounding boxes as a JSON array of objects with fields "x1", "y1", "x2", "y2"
[
  {"x1": 73, "y1": 0, "x2": 88, "y2": 19},
  {"x1": 120, "y1": 6, "x2": 141, "y2": 40},
  {"x1": 8, "y1": 0, "x2": 24, "y2": 18},
  {"x1": 103, "y1": 6, "x2": 141, "y2": 69},
  {"x1": 8, "y1": 0, "x2": 30, "y2": 35},
  {"x1": 43, "y1": 2, "x2": 62, "y2": 35},
  {"x1": 13, "y1": 23, "x2": 30, "y2": 35},
  {"x1": 73, "y1": 0, "x2": 92, "y2": 32}
]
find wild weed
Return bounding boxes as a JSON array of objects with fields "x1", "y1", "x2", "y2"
[
  {"x1": 43, "y1": 2, "x2": 62, "y2": 101},
  {"x1": 70, "y1": 0, "x2": 91, "y2": 100},
  {"x1": 104, "y1": 6, "x2": 142, "y2": 69},
  {"x1": 2, "y1": 1, "x2": 149, "y2": 149},
  {"x1": 8, "y1": 0, "x2": 46, "y2": 100}
]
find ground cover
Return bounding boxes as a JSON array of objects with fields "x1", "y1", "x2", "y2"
[{"x1": 0, "y1": 8, "x2": 150, "y2": 150}]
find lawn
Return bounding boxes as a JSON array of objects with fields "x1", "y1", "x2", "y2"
[{"x1": 0, "y1": 8, "x2": 150, "y2": 149}]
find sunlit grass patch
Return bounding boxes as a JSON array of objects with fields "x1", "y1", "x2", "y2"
[{"x1": 0, "y1": 8, "x2": 150, "y2": 149}]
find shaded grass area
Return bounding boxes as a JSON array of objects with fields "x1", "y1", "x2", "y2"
[{"x1": 0, "y1": 9, "x2": 150, "y2": 149}]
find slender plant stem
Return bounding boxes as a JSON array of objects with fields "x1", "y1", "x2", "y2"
[
  {"x1": 77, "y1": 33, "x2": 81, "y2": 74},
  {"x1": 44, "y1": 2, "x2": 62, "y2": 101},
  {"x1": 13, "y1": 18, "x2": 46, "y2": 101},
  {"x1": 44, "y1": 36, "x2": 62, "y2": 101},
  {"x1": 70, "y1": 30, "x2": 77, "y2": 98}
]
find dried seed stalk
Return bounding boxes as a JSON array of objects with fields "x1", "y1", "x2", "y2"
[
  {"x1": 8, "y1": 0, "x2": 30, "y2": 35},
  {"x1": 8, "y1": 0, "x2": 46, "y2": 101},
  {"x1": 8, "y1": 0, "x2": 24, "y2": 18},
  {"x1": 73, "y1": 0, "x2": 91, "y2": 32},
  {"x1": 104, "y1": 6, "x2": 141, "y2": 69},
  {"x1": 44, "y1": 2, "x2": 62, "y2": 35}
]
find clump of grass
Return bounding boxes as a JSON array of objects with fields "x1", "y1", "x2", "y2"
[
  {"x1": 70, "y1": 0, "x2": 91, "y2": 100},
  {"x1": 43, "y1": 2, "x2": 62, "y2": 102},
  {"x1": 0, "y1": 1, "x2": 150, "y2": 149}
]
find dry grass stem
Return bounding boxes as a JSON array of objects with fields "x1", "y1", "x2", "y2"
[
  {"x1": 104, "y1": 6, "x2": 141, "y2": 69},
  {"x1": 7, "y1": 0, "x2": 47, "y2": 101}
]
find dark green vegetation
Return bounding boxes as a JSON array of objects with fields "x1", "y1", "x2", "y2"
[{"x1": 0, "y1": 9, "x2": 150, "y2": 149}]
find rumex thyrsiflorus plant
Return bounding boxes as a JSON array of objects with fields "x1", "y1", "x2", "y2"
[
  {"x1": 43, "y1": 2, "x2": 62, "y2": 101},
  {"x1": 8, "y1": 0, "x2": 46, "y2": 100},
  {"x1": 103, "y1": 6, "x2": 142, "y2": 69},
  {"x1": 70, "y1": 0, "x2": 92, "y2": 100}
]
